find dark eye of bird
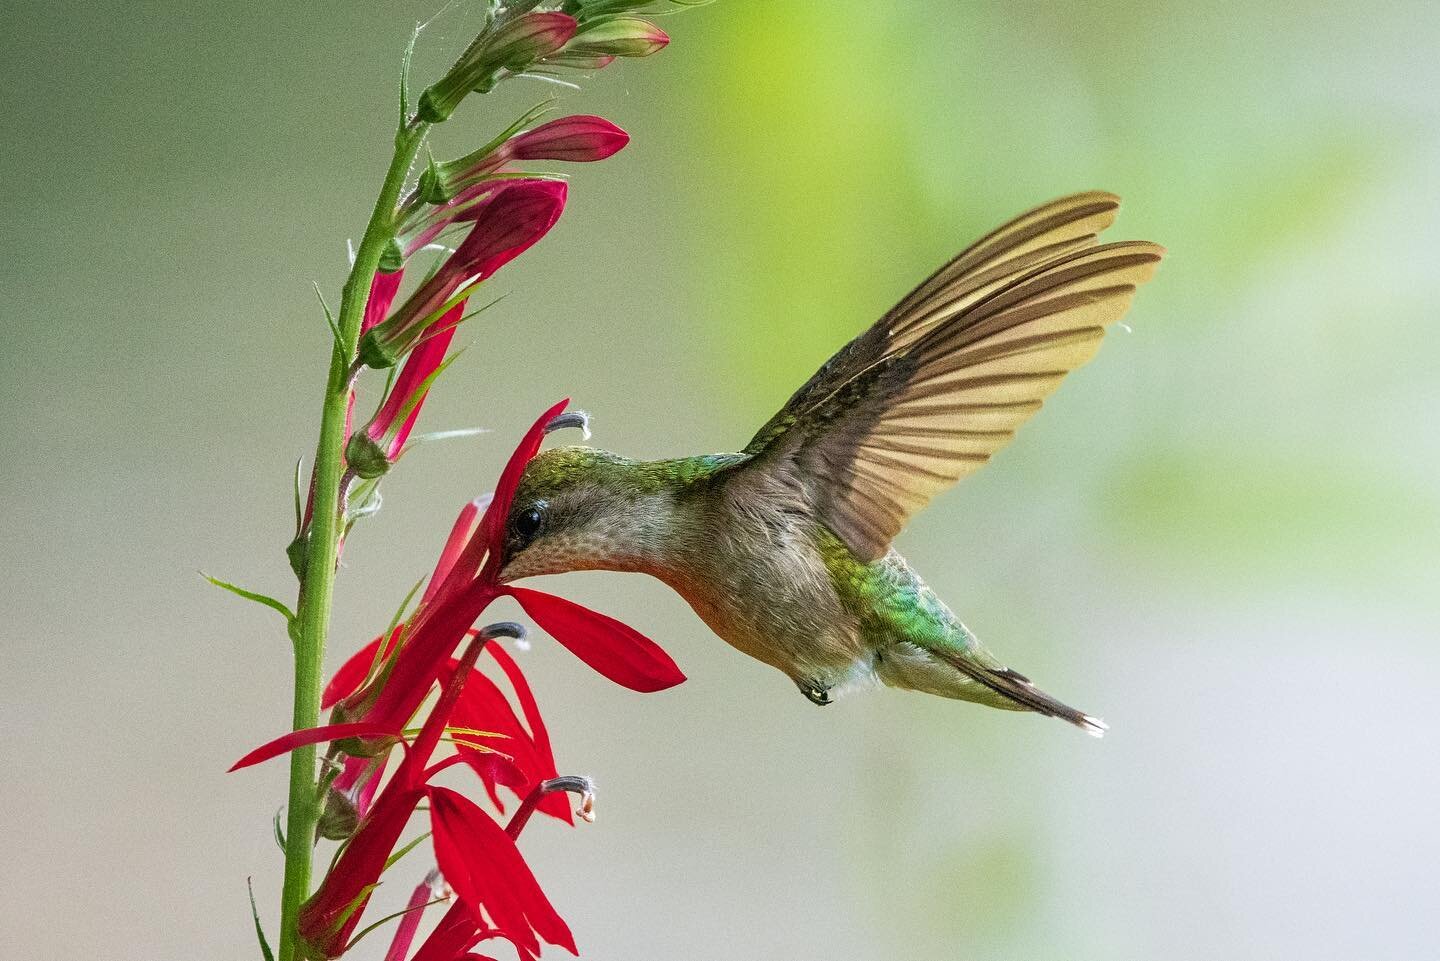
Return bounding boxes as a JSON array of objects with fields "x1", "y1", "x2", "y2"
[{"x1": 511, "y1": 503, "x2": 545, "y2": 546}]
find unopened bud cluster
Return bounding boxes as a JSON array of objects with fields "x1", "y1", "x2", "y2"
[{"x1": 417, "y1": 3, "x2": 670, "y2": 124}]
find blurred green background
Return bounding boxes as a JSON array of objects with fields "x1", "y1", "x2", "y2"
[{"x1": 3, "y1": 1, "x2": 1438, "y2": 959}]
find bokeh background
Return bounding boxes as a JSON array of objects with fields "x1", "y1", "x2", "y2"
[{"x1": 3, "y1": 1, "x2": 1438, "y2": 958}]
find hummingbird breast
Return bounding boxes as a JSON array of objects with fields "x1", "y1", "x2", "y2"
[{"x1": 655, "y1": 481, "x2": 876, "y2": 691}]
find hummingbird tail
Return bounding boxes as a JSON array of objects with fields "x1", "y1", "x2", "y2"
[{"x1": 931, "y1": 650, "x2": 1108, "y2": 737}]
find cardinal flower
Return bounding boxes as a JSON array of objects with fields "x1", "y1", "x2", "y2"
[
  {"x1": 233, "y1": 627, "x2": 574, "y2": 959},
  {"x1": 333, "y1": 399, "x2": 685, "y2": 745},
  {"x1": 359, "y1": 180, "x2": 568, "y2": 370}
]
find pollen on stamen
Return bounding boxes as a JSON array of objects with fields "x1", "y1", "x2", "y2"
[{"x1": 545, "y1": 409, "x2": 592, "y2": 441}]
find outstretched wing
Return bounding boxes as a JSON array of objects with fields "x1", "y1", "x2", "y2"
[{"x1": 742, "y1": 191, "x2": 1164, "y2": 561}]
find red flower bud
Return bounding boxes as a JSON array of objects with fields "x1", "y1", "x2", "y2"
[
  {"x1": 358, "y1": 179, "x2": 566, "y2": 369},
  {"x1": 504, "y1": 115, "x2": 630, "y2": 163},
  {"x1": 560, "y1": 16, "x2": 669, "y2": 60},
  {"x1": 419, "y1": 13, "x2": 579, "y2": 122}
]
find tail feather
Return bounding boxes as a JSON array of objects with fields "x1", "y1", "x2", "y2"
[{"x1": 933, "y1": 650, "x2": 1108, "y2": 737}]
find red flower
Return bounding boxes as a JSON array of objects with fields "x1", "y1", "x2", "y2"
[
  {"x1": 347, "y1": 303, "x2": 464, "y2": 477},
  {"x1": 340, "y1": 400, "x2": 684, "y2": 742},
  {"x1": 360, "y1": 180, "x2": 568, "y2": 369},
  {"x1": 245, "y1": 402, "x2": 686, "y2": 958},
  {"x1": 235, "y1": 632, "x2": 577, "y2": 960},
  {"x1": 320, "y1": 633, "x2": 570, "y2": 827},
  {"x1": 430, "y1": 787, "x2": 574, "y2": 956}
]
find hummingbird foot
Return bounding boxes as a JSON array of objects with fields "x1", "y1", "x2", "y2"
[{"x1": 798, "y1": 680, "x2": 833, "y2": 706}]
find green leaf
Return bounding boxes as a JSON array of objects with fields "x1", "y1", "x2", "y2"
[
  {"x1": 247, "y1": 878, "x2": 277, "y2": 961},
  {"x1": 384, "y1": 831, "x2": 432, "y2": 871},
  {"x1": 343, "y1": 894, "x2": 448, "y2": 954},
  {"x1": 312, "y1": 282, "x2": 341, "y2": 347},
  {"x1": 272, "y1": 807, "x2": 287, "y2": 853},
  {"x1": 201, "y1": 573, "x2": 297, "y2": 623}
]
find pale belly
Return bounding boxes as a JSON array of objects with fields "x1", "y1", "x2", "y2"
[{"x1": 657, "y1": 527, "x2": 876, "y2": 692}]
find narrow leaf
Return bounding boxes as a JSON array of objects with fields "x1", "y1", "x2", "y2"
[
  {"x1": 382, "y1": 830, "x2": 432, "y2": 871},
  {"x1": 201, "y1": 573, "x2": 296, "y2": 623},
  {"x1": 247, "y1": 878, "x2": 277, "y2": 961},
  {"x1": 312, "y1": 281, "x2": 342, "y2": 346}
]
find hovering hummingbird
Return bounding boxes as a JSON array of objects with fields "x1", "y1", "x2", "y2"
[{"x1": 499, "y1": 192, "x2": 1163, "y2": 734}]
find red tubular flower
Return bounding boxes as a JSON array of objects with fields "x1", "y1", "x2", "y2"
[
  {"x1": 342, "y1": 399, "x2": 684, "y2": 744},
  {"x1": 430, "y1": 787, "x2": 575, "y2": 956},
  {"x1": 237, "y1": 631, "x2": 576, "y2": 960},
  {"x1": 446, "y1": 644, "x2": 569, "y2": 823},
  {"x1": 346, "y1": 303, "x2": 464, "y2": 478},
  {"x1": 417, "y1": 116, "x2": 629, "y2": 211},
  {"x1": 364, "y1": 269, "x2": 407, "y2": 334},
  {"x1": 296, "y1": 636, "x2": 488, "y2": 957},
  {"x1": 359, "y1": 180, "x2": 568, "y2": 370}
]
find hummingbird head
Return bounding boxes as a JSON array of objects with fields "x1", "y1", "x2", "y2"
[{"x1": 497, "y1": 446, "x2": 678, "y2": 583}]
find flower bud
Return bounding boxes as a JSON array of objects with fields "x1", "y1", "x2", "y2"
[
  {"x1": 418, "y1": 13, "x2": 578, "y2": 123},
  {"x1": 359, "y1": 179, "x2": 566, "y2": 369},
  {"x1": 559, "y1": 16, "x2": 669, "y2": 60},
  {"x1": 505, "y1": 115, "x2": 630, "y2": 162}
]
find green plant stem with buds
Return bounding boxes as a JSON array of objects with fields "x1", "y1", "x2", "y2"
[{"x1": 277, "y1": 117, "x2": 430, "y2": 961}]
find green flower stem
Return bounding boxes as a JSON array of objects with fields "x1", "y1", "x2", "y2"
[{"x1": 277, "y1": 118, "x2": 430, "y2": 961}]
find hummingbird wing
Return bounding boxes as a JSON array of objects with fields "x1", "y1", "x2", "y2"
[{"x1": 742, "y1": 191, "x2": 1164, "y2": 561}]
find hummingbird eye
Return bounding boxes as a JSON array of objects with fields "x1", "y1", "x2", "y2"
[{"x1": 510, "y1": 502, "x2": 546, "y2": 548}]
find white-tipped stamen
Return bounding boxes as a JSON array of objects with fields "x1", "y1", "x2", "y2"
[{"x1": 545, "y1": 409, "x2": 592, "y2": 441}]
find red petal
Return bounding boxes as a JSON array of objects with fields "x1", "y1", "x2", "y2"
[
  {"x1": 409, "y1": 903, "x2": 478, "y2": 961},
  {"x1": 504, "y1": 587, "x2": 686, "y2": 693},
  {"x1": 367, "y1": 310, "x2": 462, "y2": 456},
  {"x1": 428, "y1": 786, "x2": 576, "y2": 955},
  {"x1": 364, "y1": 269, "x2": 406, "y2": 334},
  {"x1": 424, "y1": 496, "x2": 489, "y2": 605},
  {"x1": 485, "y1": 644, "x2": 569, "y2": 822},
  {"x1": 455, "y1": 751, "x2": 531, "y2": 804},
  {"x1": 472, "y1": 399, "x2": 570, "y2": 582},
  {"x1": 447, "y1": 666, "x2": 563, "y2": 819},
  {"x1": 228, "y1": 722, "x2": 398, "y2": 772},
  {"x1": 383, "y1": 876, "x2": 442, "y2": 961}
]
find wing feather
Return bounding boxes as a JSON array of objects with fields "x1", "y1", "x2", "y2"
[{"x1": 741, "y1": 193, "x2": 1163, "y2": 560}]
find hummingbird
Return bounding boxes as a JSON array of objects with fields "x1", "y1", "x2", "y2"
[{"x1": 498, "y1": 192, "x2": 1163, "y2": 734}]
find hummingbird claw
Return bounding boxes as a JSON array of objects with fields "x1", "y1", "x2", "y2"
[{"x1": 799, "y1": 681, "x2": 832, "y2": 706}]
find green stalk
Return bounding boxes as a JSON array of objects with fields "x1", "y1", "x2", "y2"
[{"x1": 277, "y1": 119, "x2": 429, "y2": 961}]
